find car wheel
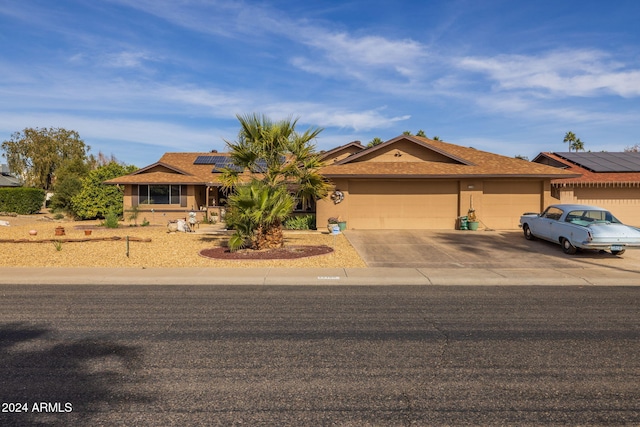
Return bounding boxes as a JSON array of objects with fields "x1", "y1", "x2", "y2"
[
  {"x1": 523, "y1": 224, "x2": 536, "y2": 240},
  {"x1": 561, "y1": 238, "x2": 577, "y2": 255},
  {"x1": 611, "y1": 249, "x2": 626, "y2": 256}
]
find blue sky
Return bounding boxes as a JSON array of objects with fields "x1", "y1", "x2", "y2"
[{"x1": 1, "y1": 0, "x2": 639, "y2": 167}]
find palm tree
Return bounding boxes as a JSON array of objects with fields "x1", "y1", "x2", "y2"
[
  {"x1": 367, "y1": 137, "x2": 383, "y2": 147},
  {"x1": 225, "y1": 180, "x2": 294, "y2": 250},
  {"x1": 573, "y1": 138, "x2": 585, "y2": 152},
  {"x1": 221, "y1": 113, "x2": 331, "y2": 249},
  {"x1": 563, "y1": 131, "x2": 577, "y2": 152},
  {"x1": 416, "y1": 130, "x2": 427, "y2": 137}
]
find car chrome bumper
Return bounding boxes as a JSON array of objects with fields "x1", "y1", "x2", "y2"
[{"x1": 579, "y1": 242, "x2": 640, "y2": 250}]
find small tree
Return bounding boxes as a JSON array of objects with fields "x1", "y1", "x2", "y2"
[
  {"x1": 1, "y1": 127, "x2": 89, "y2": 191},
  {"x1": 71, "y1": 162, "x2": 137, "y2": 219},
  {"x1": 416, "y1": 130, "x2": 427, "y2": 137},
  {"x1": 49, "y1": 158, "x2": 90, "y2": 213},
  {"x1": 225, "y1": 180, "x2": 295, "y2": 250},
  {"x1": 221, "y1": 113, "x2": 330, "y2": 250}
]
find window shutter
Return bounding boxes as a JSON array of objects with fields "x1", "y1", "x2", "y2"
[
  {"x1": 180, "y1": 185, "x2": 187, "y2": 207},
  {"x1": 132, "y1": 185, "x2": 139, "y2": 207}
]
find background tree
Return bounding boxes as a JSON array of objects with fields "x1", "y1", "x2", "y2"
[
  {"x1": 1, "y1": 127, "x2": 89, "y2": 190},
  {"x1": 70, "y1": 162, "x2": 137, "y2": 220},
  {"x1": 221, "y1": 113, "x2": 331, "y2": 250},
  {"x1": 624, "y1": 144, "x2": 640, "y2": 152},
  {"x1": 416, "y1": 130, "x2": 427, "y2": 137},
  {"x1": 563, "y1": 131, "x2": 576, "y2": 151},
  {"x1": 573, "y1": 137, "x2": 585, "y2": 152},
  {"x1": 563, "y1": 131, "x2": 585, "y2": 152},
  {"x1": 48, "y1": 158, "x2": 90, "y2": 214},
  {"x1": 402, "y1": 130, "x2": 413, "y2": 136},
  {"x1": 367, "y1": 137, "x2": 384, "y2": 147}
]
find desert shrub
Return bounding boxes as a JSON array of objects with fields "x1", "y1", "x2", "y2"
[
  {"x1": 71, "y1": 162, "x2": 137, "y2": 219},
  {"x1": 102, "y1": 208, "x2": 120, "y2": 228},
  {"x1": 283, "y1": 214, "x2": 316, "y2": 230},
  {"x1": 0, "y1": 187, "x2": 45, "y2": 214}
]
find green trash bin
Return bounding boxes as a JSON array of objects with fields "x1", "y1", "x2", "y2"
[{"x1": 458, "y1": 216, "x2": 468, "y2": 230}]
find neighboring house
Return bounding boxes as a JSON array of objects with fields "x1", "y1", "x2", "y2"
[
  {"x1": 0, "y1": 164, "x2": 21, "y2": 187},
  {"x1": 104, "y1": 152, "x2": 247, "y2": 223},
  {"x1": 106, "y1": 136, "x2": 577, "y2": 230},
  {"x1": 533, "y1": 152, "x2": 640, "y2": 226},
  {"x1": 319, "y1": 140, "x2": 366, "y2": 164},
  {"x1": 316, "y1": 136, "x2": 578, "y2": 230}
]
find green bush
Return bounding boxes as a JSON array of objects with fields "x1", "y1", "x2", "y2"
[
  {"x1": 71, "y1": 162, "x2": 137, "y2": 219},
  {"x1": 102, "y1": 208, "x2": 120, "y2": 228},
  {"x1": 0, "y1": 187, "x2": 45, "y2": 214},
  {"x1": 283, "y1": 214, "x2": 316, "y2": 230}
]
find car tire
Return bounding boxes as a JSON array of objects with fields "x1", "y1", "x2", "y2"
[
  {"x1": 523, "y1": 224, "x2": 536, "y2": 240},
  {"x1": 611, "y1": 249, "x2": 626, "y2": 256},
  {"x1": 561, "y1": 238, "x2": 577, "y2": 255}
]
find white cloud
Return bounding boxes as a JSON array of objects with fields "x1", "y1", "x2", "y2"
[
  {"x1": 298, "y1": 31, "x2": 428, "y2": 79},
  {"x1": 262, "y1": 103, "x2": 410, "y2": 131},
  {"x1": 458, "y1": 50, "x2": 640, "y2": 98},
  {"x1": 104, "y1": 51, "x2": 159, "y2": 68}
]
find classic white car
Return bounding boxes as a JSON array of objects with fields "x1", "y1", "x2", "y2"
[{"x1": 519, "y1": 204, "x2": 640, "y2": 255}]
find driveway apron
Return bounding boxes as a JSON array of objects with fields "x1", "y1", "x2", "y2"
[{"x1": 342, "y1": 229, "x2": 640, "y2": 270}]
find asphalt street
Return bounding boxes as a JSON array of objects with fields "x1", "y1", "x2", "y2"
[{"x1": 1, "y1": 285, "x2": 639, "y2": 426}]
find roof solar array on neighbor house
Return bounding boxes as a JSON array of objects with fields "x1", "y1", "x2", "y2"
[
  {"x1": 555, "y1": 152, "x2": 640, "y2": 172},
  {"x1": 194, "y1": 155, "x2": 278, "y2": 173}
]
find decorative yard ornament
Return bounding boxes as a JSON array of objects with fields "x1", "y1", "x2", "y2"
[
  {"x1": 331, "y1": 190, "x2": 344, "y2": 204},
  {"x1": 468, "y1": 195, "x2": 477, "y2": 221}
]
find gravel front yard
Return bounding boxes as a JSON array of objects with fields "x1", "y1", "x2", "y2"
[{"x1": 0, "y1": 214, "x2": 366, "y2": 268}]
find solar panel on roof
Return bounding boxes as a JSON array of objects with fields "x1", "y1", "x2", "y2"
[
  {"x1": 194, "y1": 155, "x2": 219, "y2": 164},
  {"x1": 556, "y1": 152, "x2": 640, "y2": 172},
  {"x1": 196, "y1": 155, "x2": 284, "y2": 172}
]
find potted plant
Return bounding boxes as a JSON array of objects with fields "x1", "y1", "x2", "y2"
[{"x1": 467, "y1": 208, "x2": 479, "y2": 231}]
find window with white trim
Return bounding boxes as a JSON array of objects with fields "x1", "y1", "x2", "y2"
[{"x1": 138, "y1": 185, "x2": 182, "y2": 205}]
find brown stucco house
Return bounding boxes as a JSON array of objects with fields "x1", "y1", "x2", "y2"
[
  {"x1": 315, "y1": 136, "x2": 578, "y2": 230},
  {"x1": 533, "y1": 152, "x2": 640, "y2": 226},
  {"x1": 105, "y1": 135, "x2": 577, "y2": 230},
  {"x1": 104, "y1": 152, "x2": 246, "y2": 223}
]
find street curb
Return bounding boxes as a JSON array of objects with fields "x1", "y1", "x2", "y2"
[{"x1": 0, "y1": 267, "x2": 639, "y2": 286}]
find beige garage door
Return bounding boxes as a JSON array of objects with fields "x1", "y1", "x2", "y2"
[
  {"x1": 348, "y1": 180, "x2": 458, "y2": 229},
  {"x1": 482, "y1": 181, "x2": 542, "y2": 229},
  {"x1": 572, "y1": 187, "x2": 640, "y2": 226}
]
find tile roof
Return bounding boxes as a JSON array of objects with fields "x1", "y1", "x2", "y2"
[
  {"x1": 0, "y1": 174, "x2": 21, "y2": 187},
  {"x1": 535, "y1": 152, "x2": 640, "y2": 185},
  {"x1": 320, "y1": 136, "x2": 579, "y2": 179},
  {"x1": 105, "y1": 153, "x2": 224, "y2": 185},
  {"x1": 319, "y1": 140, "x2": 365, "y2": 163},
  {"x1": 104, "y1": 152, "x2": 255, "y2": 185}
]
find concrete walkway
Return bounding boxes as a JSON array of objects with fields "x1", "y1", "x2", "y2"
[{"x1": 1, "y1": 266, "x2": 639, "y2": 286}]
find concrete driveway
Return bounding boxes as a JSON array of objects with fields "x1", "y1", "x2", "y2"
[{"x1": 343, "y1": 229, "x2": 640, "y2": 270}]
